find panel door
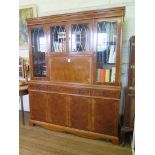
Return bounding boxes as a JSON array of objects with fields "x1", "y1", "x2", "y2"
[
  {"x1": 69, "y1": 95, "x2": 91, "y2": 131},
  {"x1": 50, "y1": 56, "x2": 92, "y2": 83},
  {"x1": 47, "y1": 93, "x2": 68, "y2": 126},
  {"x1": 29, "y1": 91, "x2": 48, "y2": 122},
  {"x1": 93, "y1": 98, "x2": 118, "y2": 136}
]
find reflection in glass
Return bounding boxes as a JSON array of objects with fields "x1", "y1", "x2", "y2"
[
  {"x1": 51, "y1": 26, "x2": 66, "y2": 52},
  {"x1": 71, "y1": 23, "x2": 89, "y2": 52},
  {"x1": 96, "y1": 21, "x2": 117, "y2": 83},
  {"x1": 31, "y1": 27, "x2": 46, "y2": 77}
]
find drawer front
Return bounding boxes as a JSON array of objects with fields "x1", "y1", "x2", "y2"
[
  {"x1": 91, "y1": 89, "x2": 120, "y2": 99},
  {"x1": 29, "y1": 83, "x2": 90, "y2": 95},
  {"x1": 29, "y1": 83, "x2": 120, "y2": 99},
  {"x1": 48, "y1": 85, "x2": 90, "y2": 95},
  {"x1": 29, "y1": 84, "x2": 48, "y2": 91}
]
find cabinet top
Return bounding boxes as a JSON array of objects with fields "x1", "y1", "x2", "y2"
[{"x1": 27, "y1": 6, "x2": 125, "y2": 26}]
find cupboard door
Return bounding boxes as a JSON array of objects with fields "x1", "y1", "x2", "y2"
[
  {"x1": 69, "y1": 96, "x2": 91, "y2": 131},
  {"x1": 30, "y1": 27, "x2": 47, "y2": 78},
  {"x1": 47, "y1": 93, "x2": 68, "y2": 126},
  {"x1": 95, "y1": 20, "x2": 119, "y2": 84},
  {"x1": 29, "y1": 91, "x2": 48, "y2": 122},
  {"x1": 50, "y1": 24, "x2": 68, "y2": 52},
  {"x1": 50, "y1": 56, "x2": 92, "y2": 83},
  {"x1": 70, "y1": 20, "x2": 93, "y2": 53},
  {"x1": 93, "y1": 98, "x2": 118, "y2": 136}
]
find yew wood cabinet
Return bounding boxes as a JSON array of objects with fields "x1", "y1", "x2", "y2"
[{"x1": 27, "y1": 7, "x2": 125, "y2": 144}]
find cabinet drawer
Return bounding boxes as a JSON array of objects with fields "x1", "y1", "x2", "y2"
[
  {"x1": 48, "y1": 85, "x2": 90, "y2": 95},
  {"x1": 29, "y1": 84, "x2": 48, "y2": 91},
  {"x1": 91, "y1": 89, "x2": 120, "y2": 99}
]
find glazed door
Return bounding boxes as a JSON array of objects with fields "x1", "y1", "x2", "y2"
[
  {"x1": 93, "y1": 98, "x2": 119, "y2": 136},
  {"x1": 29, "y1": 91, "x2": 48, "y2": 122},
  {"x1": 69, "y1": 95, "x2": 92, "y2": 131},
  {"x1": 49, "y1": 22, "x2": 69, "y2": 53},
  {"x1": 69, "y1": 20, "x2": 93, "y2": 53},
  {"x1": 47, "y1": 93, "x2": 68, "y2": 126},
  {"x1": 29, "y1": 26, "x2": 48, "y2": 80},
  {"x1": 94, "y1": 18, "x2": 122, "y2": 85}
]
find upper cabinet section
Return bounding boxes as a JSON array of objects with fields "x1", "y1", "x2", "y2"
[{"x1": 27, "y1": 7, "x2": 125, "y2": 84}]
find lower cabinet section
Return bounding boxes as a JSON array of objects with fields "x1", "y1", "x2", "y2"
[{"x1": 29, "y1": 89, "x2": 119, "y2": 140}]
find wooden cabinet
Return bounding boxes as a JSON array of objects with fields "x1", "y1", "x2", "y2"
[
  {"x1": 123, "y1": 36, "x2": 135, "y2": 128},
  {"x1": 27, "y1": 7, "x2": 125, "y2": 144},
  {"x1": 121, "y1": 36, "x2": 135, "y2": 144}
]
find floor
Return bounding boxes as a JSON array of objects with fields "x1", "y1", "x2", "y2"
[{"x1": 19, "y1": 111, "x2": 132, "y2": 155}]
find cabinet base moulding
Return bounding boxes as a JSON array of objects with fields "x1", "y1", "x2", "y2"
[{"x1": 29, "y1": 119, "x2": 119, "y2": 145}]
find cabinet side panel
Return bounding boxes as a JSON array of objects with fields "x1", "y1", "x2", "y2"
[{"x1": 124, "y1": 95, "x2": 135, "y2": 127}]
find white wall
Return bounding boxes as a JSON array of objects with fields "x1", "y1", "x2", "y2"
[
  {"x1": 19, "y1": 0, "x2": 135, "y2": 113},
  {"x1": 19, "y1": 95, "x2": 29, "y2": 111}
]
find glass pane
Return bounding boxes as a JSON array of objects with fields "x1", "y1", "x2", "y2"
[
  {"x1": 50, "y1": 25, "x2": 66, "y2": 52},
  {"x1": 96, "y1": 21, "x2": 117, "y2": 83},
  {"x1": 71, "y1": 23, "x2": 89, "y2": 52},
  {"x1": 31, "y1": 27, "x2": 46, "y2": 77}
]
